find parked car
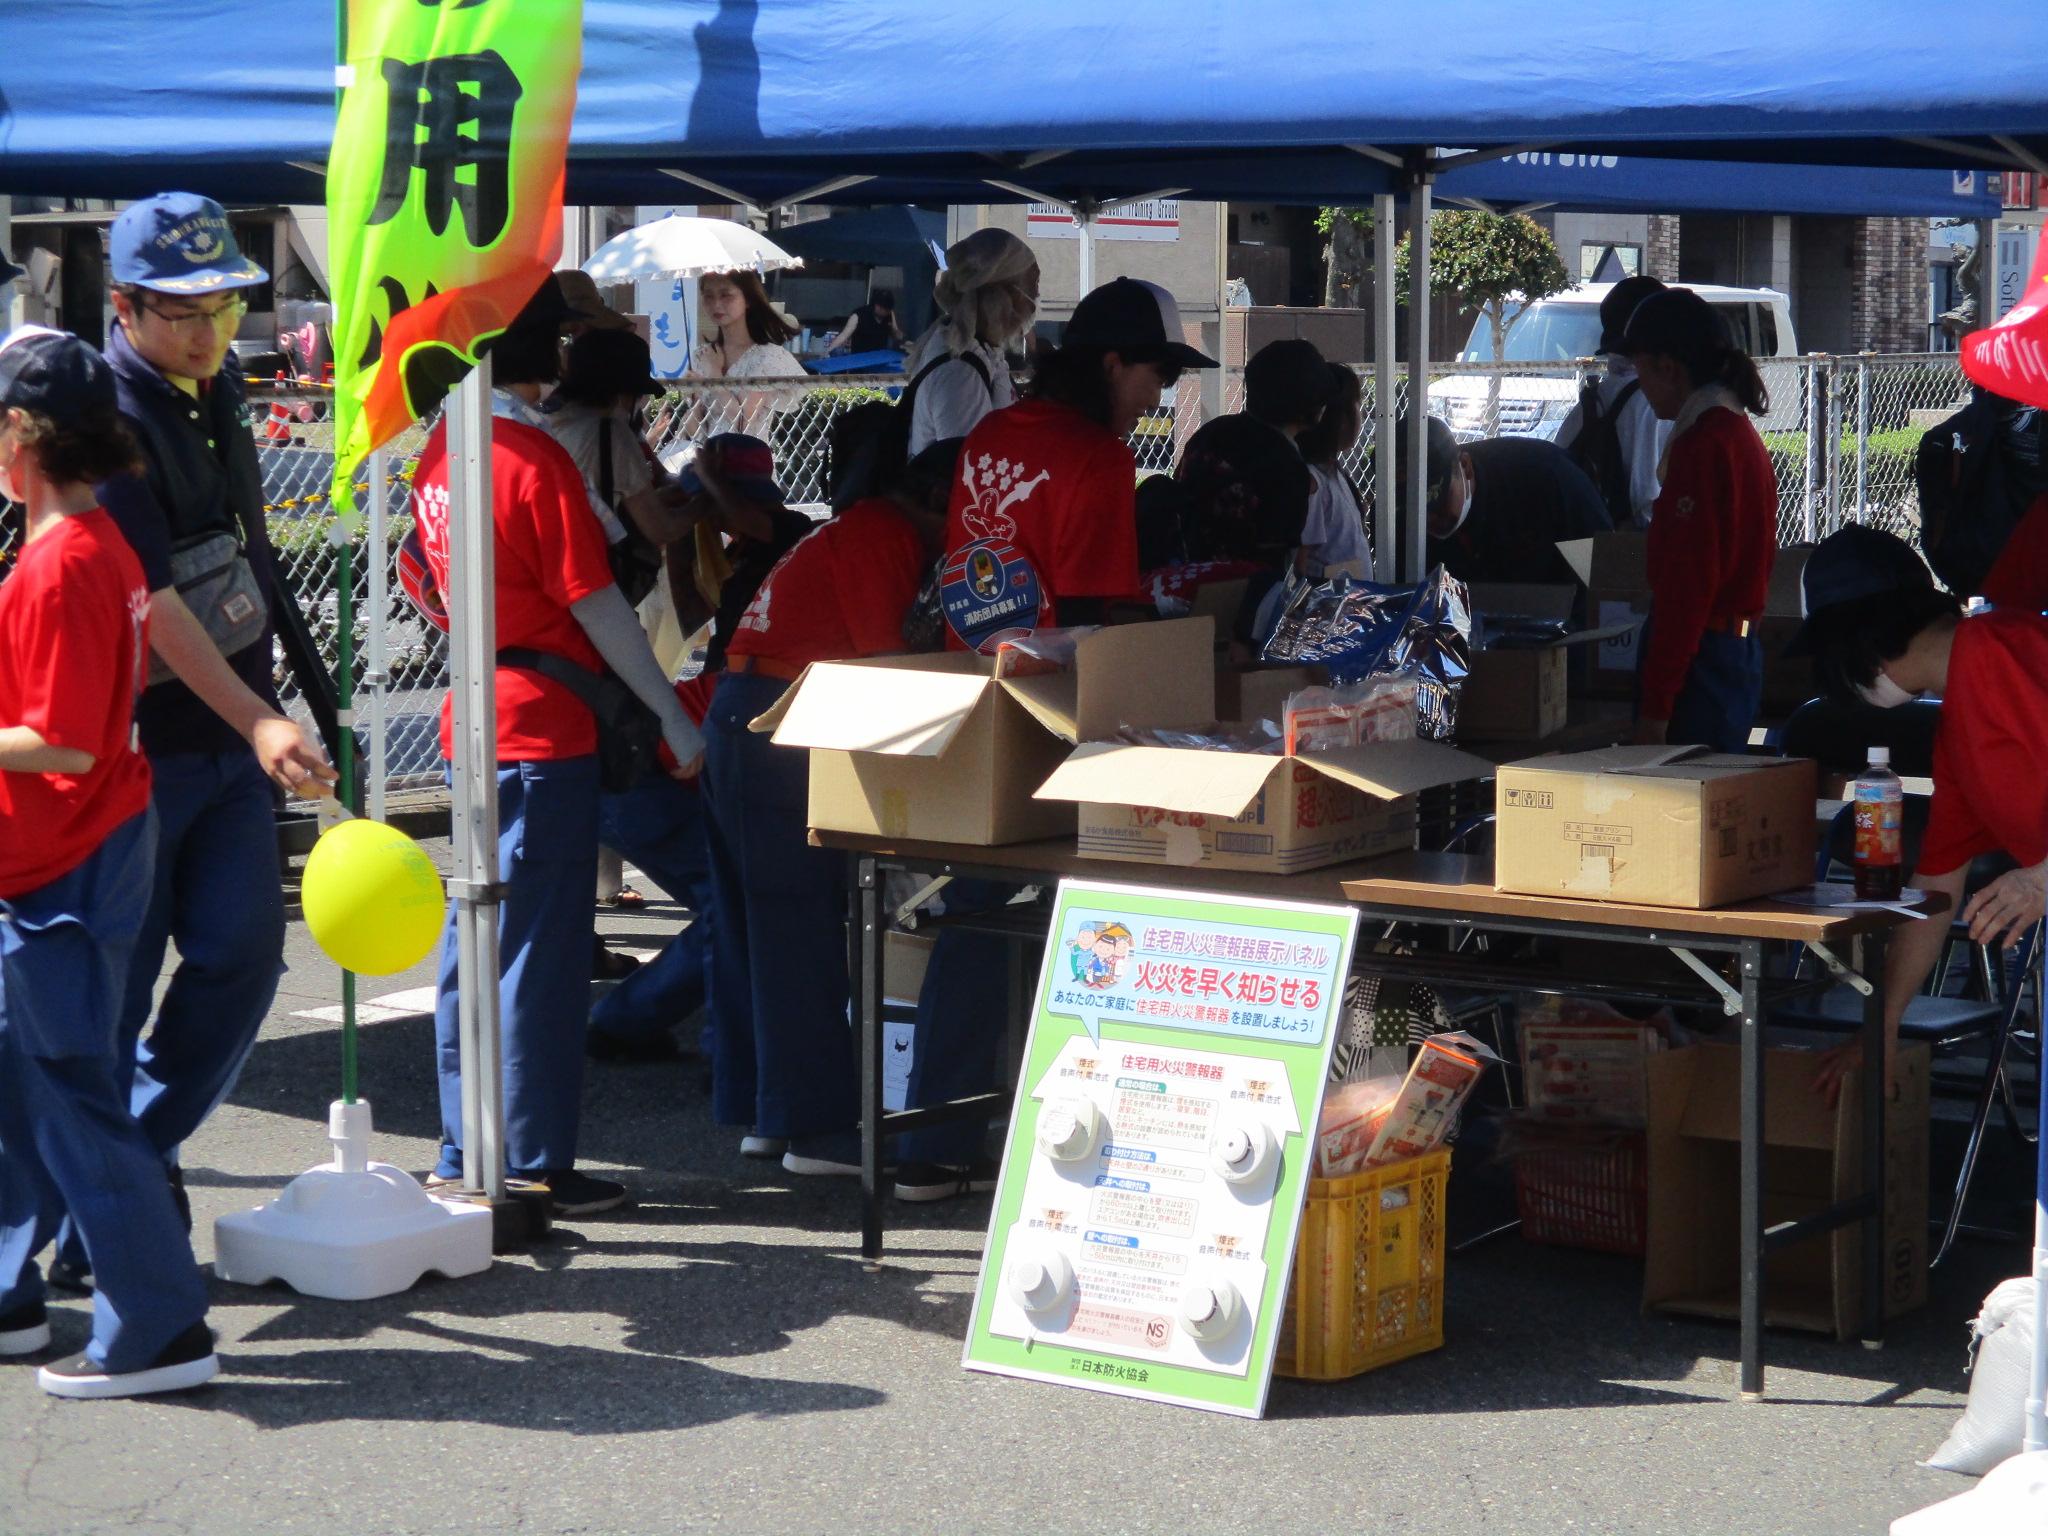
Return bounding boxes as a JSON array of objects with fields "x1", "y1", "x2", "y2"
[{"x1": 1429, "y1": 281, "x2": 1802, "y2": 438}]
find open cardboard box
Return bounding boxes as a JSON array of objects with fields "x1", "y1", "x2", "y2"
[
  {"x1": 754, "y1": 618, "x2": 1215, "y2": 846},
  {"x1": 1465, "y1": 582, "x2": 1641, "y2": 742},
  {"x1": 1037, "y1": 734, "x2": 1494, "y2": 875},
  {"x1": 1557, "y1": 532, "x2": 1652, "y2": 701},
  {"x1": 1495, "y1": 745, "x2": 1818, "y2": 908},
  {"x1": 1644, "y1": 1042, "x2": 1929, "y2": 1340}
]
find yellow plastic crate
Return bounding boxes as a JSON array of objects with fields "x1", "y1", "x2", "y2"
[{"x1": 1276, "y1": 1149, "x2": 1449, "y2": 1380}]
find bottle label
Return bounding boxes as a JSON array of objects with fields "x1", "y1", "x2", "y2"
[{"x1": 1853, "y1": 781, "x2": 1902, "y2": 868}]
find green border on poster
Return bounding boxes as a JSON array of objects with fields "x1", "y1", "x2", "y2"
[{"x1": 961, "y1": 878, "x2": 1358, "y2": 1418}]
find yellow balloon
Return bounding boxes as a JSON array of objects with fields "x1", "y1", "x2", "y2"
[{"x1": 301, "y1": 818, "x2": 447, "y2": 976}]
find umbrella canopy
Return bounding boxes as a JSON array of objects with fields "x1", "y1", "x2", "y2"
[{"x1": 582, "y1": 214, "x2": 801, "y2": 285}]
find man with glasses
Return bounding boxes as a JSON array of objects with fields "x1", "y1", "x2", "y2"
[{"x1": 45, "y1": 194, "x2": 336, "y2": 1291}]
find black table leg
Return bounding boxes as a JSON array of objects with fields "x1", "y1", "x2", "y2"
[
  {"x1": 1860, "y1": 929, "x2": 1890, "y2": 1348},
  {"x1": 1740, "y1": 938, "x2": 1766, "y2": 1401},
  {"x1": 858, "y1": 856, "x2": 886, "y2": 1262}
]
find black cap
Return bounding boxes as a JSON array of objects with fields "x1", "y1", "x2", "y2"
[
  {"x1": 1783, "y1": 525, "x2": 1935, "y2": 655},
  {"x1": 1244, "y1": 337, "x2": 1338, "y2": 425},
  {"x1": 1393, "y1": 413, "x2": 1463, "y2": 503},
  {"x1": 1620, "y1": 286, "x2": 1729, "y2": 362},
  {"x1": 1062, "y1": 278, "x2": 1218, "y2": 369},
  {"x1": 0, "y1": 327, "x2": 119, "y2": 424},
  {"x1": 562, "y1": 327, "x2": 662, "y2": 400},
  {"x1": 1598, "y1": 274, "x2": 1667, "y2": 354}
]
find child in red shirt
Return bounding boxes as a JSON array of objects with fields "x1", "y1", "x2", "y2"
[
  {"x1": 1790, "y1": 525, "x2": 2048, "y2": 1103},
  {"x1": 0, "y1": 329, "x2": 215, "y2": 1398},
  {"x1": 1622, "y1": 288, "x2": 1778, "y2": 751},
  {"x1": 701, "y1": 440, "x2": 960, "y2": 1173}
]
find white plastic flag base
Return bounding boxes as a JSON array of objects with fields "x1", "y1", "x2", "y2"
[
  {"x1": 213, "y1": 1099, "x2": 493, "y2": 1300},
  {"x1": 1891, "y1": 1450, "x2": 2048, "y2": 1535}
]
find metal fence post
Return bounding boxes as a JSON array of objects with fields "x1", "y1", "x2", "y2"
[
  {"x1": 1825, "y1": 356, "x2": 1844, "y2": 537},
  {"x1": 1855, "y1": 353, "x2": 1872, "y2": 530},
  {"x1": 1803, "y1": 357, "x2": 1823, "y2": 544}
]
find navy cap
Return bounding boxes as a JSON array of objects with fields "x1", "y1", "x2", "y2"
[
  {"x1": 110, "y1": 193, "x2": 267, "y2": 295},
  {"x1": 0, "y1": 327, "x2": 120, "y2": 424},
  {"x1": 1063, "y1": 278, "x2": 1218, "y2": 369},
  {"x1": 1783, "y1": 525, "x2": 1934, "y2": 655}
]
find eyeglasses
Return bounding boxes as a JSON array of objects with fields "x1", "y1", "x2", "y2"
[{"x1": 137, "y1": 296, "x2": 248, "y2": 338}]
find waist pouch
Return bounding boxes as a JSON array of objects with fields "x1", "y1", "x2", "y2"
[
  {"x1": 497, "y1": 646, "x2": 662, "y2": 793},
  {"x1": 149, "y1": 530, "x2": 269, "y2": 687}
]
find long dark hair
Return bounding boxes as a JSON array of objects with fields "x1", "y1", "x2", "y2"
[
  {"x1": 1027, "y1": 343, "x2": 1114, "y2": 428},
  {"x1": 706, "y1": 268, "x2": 797, "y2": 348},
  {"x1": 1295, "y1": 363, "x2": 1363, "y2": 465},
  {"x1": 1623, "y1": 287, "x2": 1771, "y2": 416}
]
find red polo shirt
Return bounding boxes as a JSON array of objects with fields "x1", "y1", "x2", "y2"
[{"x1": 1918, "y1": 610, "x2": 2048, "y2": 878}]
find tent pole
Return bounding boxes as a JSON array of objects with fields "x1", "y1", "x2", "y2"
[
  {"x1": 1078, "y1": 206, "x2": 1096, "y2": 295},
  {"x1": 2029, "y1": 862, "x2": 2047, "y2": 1453},
  {"x1": 364, "y1": 446, "x2": 389, "y2": 825},
  {"x1": 446, "y1": 358, "x2": 505, "y2": 1203},
  {"x1": 1373, "y1": 192, "x2": 1398, "y2": 584},
  {"x1": 1403, "y1": 164, "x2": 1435, "y2": 584}
]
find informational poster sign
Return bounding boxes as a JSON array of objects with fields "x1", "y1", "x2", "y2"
[
  {"x1": 1026, "y1": 200, "x2": 1181, "y2": 242},
  {"x1": 962, "y1": 879, "x2": 1358, "y2": 1418}
]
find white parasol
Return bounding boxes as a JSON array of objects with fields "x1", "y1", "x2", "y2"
[{"x1": 581, "y1": 213, "x2": 803, "y2": 285}]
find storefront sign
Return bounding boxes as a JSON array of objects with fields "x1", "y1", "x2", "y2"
[
  {"x1": 1026, "y1": 200, "x2": 1181, "y2": 242},
  {"x1": 962, "y1": 879, "x2": 1357, "y2": 1417}
]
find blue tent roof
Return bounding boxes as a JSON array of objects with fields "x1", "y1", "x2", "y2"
[{"x1": 0, "y1": 2, "x2": 2040, "y2": 204}]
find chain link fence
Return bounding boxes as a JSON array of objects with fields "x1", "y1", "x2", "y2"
[{"x1": 0, "y1": 353, "x2": 1969, "y2": 797}]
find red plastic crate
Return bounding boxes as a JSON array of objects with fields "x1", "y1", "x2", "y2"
[{"x1": 1513, "y1": 1128, "x2": 1648, "y2": 1257}]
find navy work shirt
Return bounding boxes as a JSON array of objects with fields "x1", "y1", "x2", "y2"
[{"x1": 99, "y1": 324, "x2": 282, "y2": 759}]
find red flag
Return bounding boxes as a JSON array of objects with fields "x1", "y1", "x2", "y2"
[{"x1": 1962, "y1": 229, "x2": 2048, "y2": 408}]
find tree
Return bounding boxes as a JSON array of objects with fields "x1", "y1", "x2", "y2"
[{"x1": 1395, "y1": 210, "x2": 1571, "y2": 417}]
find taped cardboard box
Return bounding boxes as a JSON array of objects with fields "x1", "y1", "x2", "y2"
[
  {"x1": 1036, "y1": 736, "x2": 1493, "y2": 875},
  {"x1": 1495, "y1": 745, "x2": 1817, "y2": 908},
  {"x1": 1644, "y1": 1042, "x2": 1929, "y2": 1340},
  {"x1": 1464, "y1": 582, "x2": 1641, "y2": 742},
  {"x1": 1557, "y1": 532, "x2": 1651, "y2": 701},
  {"x1": 754, "y1": 619, "x2": 1215, "y2": 846}
]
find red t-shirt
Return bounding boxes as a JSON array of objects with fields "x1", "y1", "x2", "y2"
[
  {"x1": 1980, "y1": 492, "x2": 2048, "y2": 611},
  {"x1": 1917, "y1": 610, "x2": 2048, "y2": 878},
  {"x1": 1640, "y1": 407, "x2": 1777, "y2": 720},
  {"x1": 412, "y1": 417, "x2": 616, "y2": 761},
  {"x1": 0, "y1": 510, "x2": 153, "y2": 898},
  {"x1": 727, "y1": 498, "x2": 927, "y2": 668},
  {"x1": 940, "y1": 398, "x2": 1139, "y2": 650}
]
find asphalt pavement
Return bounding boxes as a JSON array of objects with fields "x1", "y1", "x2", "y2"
[{"x1": 3, "y1": 851, "x2": 2033, "y2": 1536}]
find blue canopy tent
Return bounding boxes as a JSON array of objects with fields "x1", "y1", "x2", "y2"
[{"x1": 771, "y1": 205, "x2": 946, "y2": 343}]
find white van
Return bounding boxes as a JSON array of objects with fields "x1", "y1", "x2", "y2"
[{"x1": 1429, "y1": 282, "x2": 1802, "y2": 438}]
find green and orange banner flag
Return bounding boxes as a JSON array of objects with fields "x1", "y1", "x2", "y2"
[
  {"x1": 328, "y1": 0, "x2": 583, "y2": 522},
  {"x1": 1963, "y1": 229, "x2": 2048, "y2": 410}
]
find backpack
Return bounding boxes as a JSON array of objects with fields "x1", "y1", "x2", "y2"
[
  {"x1": 827, "y1": 350, "x2": 991, "y2": 510},
  {"x1": 1564, "y1": 376, "x2": 1642, "y2": 528},
  {"x1": 1916, "y1": 396, "x2": 2048, "y2": 596}
]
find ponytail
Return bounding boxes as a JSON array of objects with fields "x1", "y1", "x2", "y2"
[{"x1": 1714, "y1": 348, "x2": 1770, "y2": 417}]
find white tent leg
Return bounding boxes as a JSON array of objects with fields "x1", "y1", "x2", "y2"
[
  {"x1": 1373, "y1": 192, "x2": 1398, "y2": 584},
  {"x1": 364, "y1": 447, "x2": 389, "y2": 826},
  {"x1": 1402, "y1": 170, "x2": 1435, "y2": 584},
  {"x1": 444, "y1": 361, "x2": 505, "y2": 1202},
  {"x1": 2028, "y1": 861, "x2": 2047, "y2": 1452},
  {"x1": 1078, "y1": 208, "x2": 1096, "y2": 295}
]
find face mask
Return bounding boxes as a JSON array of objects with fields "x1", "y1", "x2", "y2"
[
  {"x1": 1856, "y1": 670, "x2": 1916, "y2": 709},
  {"x1": 1442, "y1": 478, "x2": 1474, "y2": 537}
]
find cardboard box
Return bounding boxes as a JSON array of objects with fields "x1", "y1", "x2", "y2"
[
  {"x1": 1558, "y1": 532, "x2": 1651, "y2": 701},
  {"x1": 1464, "y1": 583, "x2": 1638, "y2": 742},
  {"x1": 756, "y1": 619, "x2": 1215, "y2": 846},
  {"x1": 1644, "y1": 1042, "x2": 1929, "y2": 1340},
  {"x1": 1216, "y1": 664, "x2": 1324, "y2": 727},
  {"x1": 1759, "y1": 543, "x2": 1818, "y2": 716},
  {"x1": 1521, "y1": 1016, "x2": 1662, "y2": 1128},
  {"x1": 1037, "y1": 736, "x2": 1492, "y2": 875},
  {"x1": 1494, "y1": 746, "x2": 1818, "y2": 908}
]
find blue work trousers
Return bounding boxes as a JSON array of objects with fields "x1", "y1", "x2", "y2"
[
  {"x1": 901, "y1": 882, "x2": 1013, "y2": 1165},
  {"x1": 121, "y1": 748, "x2": 286, "y2": 1157},
  {"x1": 0, "y1": 810, "x2": 210, "y2": 1371},
  {"x1": 1642, "y1": 618, "x2": 1765, "y2": 754},
  {"x1": 433, "y1": 756, "x2": 601, "y2": 1179},
  {"x1": 594, "y1": 776, "x2": 713, "y2": 1043},
  {"x1": 701, "y1": 672, "x2": 855, "y2": 1138}
]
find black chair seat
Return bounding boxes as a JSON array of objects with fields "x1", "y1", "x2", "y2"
[{"x1": 1775, "y1": 985, "x2": 2001, "y2": 1044}]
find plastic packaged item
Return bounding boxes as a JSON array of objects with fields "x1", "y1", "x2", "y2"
[
  {"x1": 1108, "y1": 721, "x2": 1283, "y2": 755},
  {"x1": 1926, "y1": 1278, "x2": 2038, "y2": 1475},
  {"x1": 1281, "y1": 674, "x2": 1419, "y2": 755},
  {"x1": 1261, "y1": 567, "x2": 1471, "y2": 740},
  {"x1": 1313, "y1": 1075, "x2": 1405, "y2": 1178},
  {"x1": 988, "y1": 624, "x2": 1100, "y2": 674},
  {"x1": 1364, "y1": 1031, "x2": 1497, "y2": 1167},
  {"x1": 1852, "y1": 745, "x2": 1905, "y2": 901},
  {"x1": 1517, "y1": 996, "x2": 1675, "y2": 1129}
]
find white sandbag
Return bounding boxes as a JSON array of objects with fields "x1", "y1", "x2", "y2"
[
  {"x1": 1926, "y1": 1278, "x2": 2039, "y2": 1476},
  {"x1": 1892, "y1": 1448, "x2": 2048, "y2": 1534}
]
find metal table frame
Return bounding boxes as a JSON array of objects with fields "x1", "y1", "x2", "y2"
[{"x1": 835, "y1": 836, "x2": 1923, "y2": 1401}]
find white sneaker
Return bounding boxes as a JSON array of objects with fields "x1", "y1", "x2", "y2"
[{"x1": 739, "y1": 1134, "x2": 788, "y2": 1159}]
